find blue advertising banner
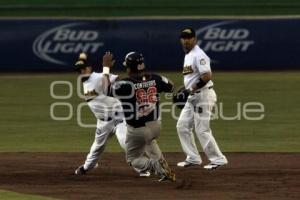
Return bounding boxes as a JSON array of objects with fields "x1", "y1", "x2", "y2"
[{"x1": 0, "y1": 18, "x2": 299, "y2": 71}]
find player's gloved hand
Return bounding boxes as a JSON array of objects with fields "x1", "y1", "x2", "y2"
[{"x1": 173, "y1": 87, "x2": 191, "y2": 109}]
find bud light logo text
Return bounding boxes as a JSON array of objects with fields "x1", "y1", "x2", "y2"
[
  {"x1": 33, "y1": 23, "x2": 104, "y2": 65},
  {"x1": 197, "y1": 21, "x2": 254, "y2": 52}
]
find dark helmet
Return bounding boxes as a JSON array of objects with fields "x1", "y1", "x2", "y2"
[{"x1": 123, "y1": 52, "x2": 145, "y2": 72}]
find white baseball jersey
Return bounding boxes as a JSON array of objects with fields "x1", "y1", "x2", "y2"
[
  {"x1": 182, "y1": 45, "x2": 213, "y2": 90},
  {"x1": 82, "y1": 72, "x2": 123, "y2": 128}
]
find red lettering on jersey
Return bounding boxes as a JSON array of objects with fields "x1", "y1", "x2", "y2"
[{"x1": 136, "y1": 87, "x2": 158, "y2": 104}]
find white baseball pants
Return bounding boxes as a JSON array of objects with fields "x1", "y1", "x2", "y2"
[
  {"x1": 83, "y1": 118, "x2": 126, "y2": 171},
  {"x1": 176, "y1": 88, "x2": 227, "y2": 165}
]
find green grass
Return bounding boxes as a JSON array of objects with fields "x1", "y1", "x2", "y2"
[
  {"x1": 0, "y1": 72, "x2": 299, "y2": 152},
  {"x1": 0, "y1": 190, "x2": 57, "y2": 200},
  {"x1": 0, "y1": 0, "x2": 300, "y2": 16}
]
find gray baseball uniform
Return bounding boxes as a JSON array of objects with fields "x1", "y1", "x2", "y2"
[{"x1": 109, "y1": 73, "x2": 175, "y2": 180}]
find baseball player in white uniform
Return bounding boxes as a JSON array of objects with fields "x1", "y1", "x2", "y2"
[
  {"x1": 176, "y1": 28, "x2": 228, "y2": 169},
  {"x1": 73, "y1": 53, "x2": 128, "y2": 175}
]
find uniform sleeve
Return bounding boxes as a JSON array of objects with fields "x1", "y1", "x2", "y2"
[
  {"x1": 158, "y1": 75, "x2": 174, "y2": 93},
  {"x1": 109, "y1": 74, "x2": 119, "y2": 83},
  {"x1": 109, "y1": 80, "x2": 134, "y2": 98},
  {"x1": 195, "y1": 53, "x2": 211, "y2": 75}
]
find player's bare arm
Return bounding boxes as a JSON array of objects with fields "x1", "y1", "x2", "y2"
[
  {"x1": 102, "y1": 51, "x2": 115, "y2": 94},
  {"x1": 103, "y1": 51, "x2": 115, "y2": 68}
]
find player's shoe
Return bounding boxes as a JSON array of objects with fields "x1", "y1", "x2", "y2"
[
  {"x1": 74, "y1": 163, "x2": 98, "y2": 175},
  {"x1": 203, "y1": 162, "x2": 227, "y2": 170},
  {"x1": 93, "y1": 163, "x2": 99, "y2": 169},
  {"x1": 177, "y1": 161, "x2": 200, "y2": 168},
  {"x1": 139, "y1": 170, "x2": 151, "y2": 177},
  {"x1": 158, "y1": 159, "x2": 176, "y2": 182},
  {"x1": 158, "y1": 175, "x2": 171, "y2": 182},
  {"x1": 74, "y1": 165, "x2": 86, "y2": 175},
  {"x1": 133, "y1": 167, "x2": 151, "y2": 177}
]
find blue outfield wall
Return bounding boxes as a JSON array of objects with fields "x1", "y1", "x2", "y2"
[{"x1": 0, "y1": 18, "x2": 299, "y2": 71}]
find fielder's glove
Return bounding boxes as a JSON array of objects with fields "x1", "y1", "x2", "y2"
[{"x1": 173, "y1": 86, "x2": 191, "y2": 109}]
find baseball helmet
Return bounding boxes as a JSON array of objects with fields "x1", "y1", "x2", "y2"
[{"x1": 123, "y1": 52, "x2": 145, "y2": 72}]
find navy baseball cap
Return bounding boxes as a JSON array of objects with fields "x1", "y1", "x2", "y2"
[{"x1": 180, "y1": 28, "x2": 196, "y2": 38}]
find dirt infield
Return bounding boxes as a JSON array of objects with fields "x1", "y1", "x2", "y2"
[{"x1": 0, "y1": 153, "x2": 299, "y2": 200}]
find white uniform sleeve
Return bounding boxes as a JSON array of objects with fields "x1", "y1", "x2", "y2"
[
  {"x1": 195, "y1": 53, "x2": 211, "y2": 75},
  {"x1": 109, "y1": 74, "x2": 119, "y2": 83}
]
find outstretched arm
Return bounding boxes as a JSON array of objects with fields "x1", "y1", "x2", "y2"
[{"x1": 101, "y1": 51, "x2": 115, "y2": 96}]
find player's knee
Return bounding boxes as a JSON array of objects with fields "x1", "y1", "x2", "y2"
[
  {"x1": 128, "y1": 158, "x2": 140, "y2": 168},
  {"x1": 94, "y1": 138, "x2": 106, "y2": 147},
  {"x1": 196, "y1": 126, "x2": 211, "y2": 136},
  {"x1": 117, "y1": 137, "x2": 126, "y2": 150},
  {"x1": 176, "y1": 121, "x2": 189, "y2": 133}
]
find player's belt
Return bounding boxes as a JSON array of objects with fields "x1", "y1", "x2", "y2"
[
  {"x1": 100, "y1": 117, "x2": 112, "y2": 122},
  {"x1": 86, "y1": 97, "x2": 97, "y2": 102},
  {"x1": 99, "y1": 111, "x2": 120, "y2": 121},
  {"x1": 99, "y1": 116, "x2": 113, "y2": 121},
  {"x1": 128, "y1": 123, "x2": 146, "y2": 128},
  {"x1": 130, "y1": 124, "x2": 145, "y2": 128},
  {"x1": 128, "y1": 119, "x2": 158, "y2": 128},
  {"x1": 193, "y1": 86, "x2": 213, "y2": 94}
]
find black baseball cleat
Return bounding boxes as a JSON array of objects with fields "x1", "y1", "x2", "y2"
[
  {"x1": 158, "y1": 175, "x2": 170, "y2": 182},
  {"x1": 158, "y1": 173, "x2": 176, "y2": 182},
  {"x1": 74, "y1": 165, "x2": 87, "y2": 175},
  {"x1": 158, "y1": 159, "x2": 176, "y2": 182}
]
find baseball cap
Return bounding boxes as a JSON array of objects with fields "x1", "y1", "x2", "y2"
[
  {"x1": 180, "y1": 28, "x2": 196, "y2": 39},
  {"x1": 74, "y1": 53, "x2": 90, "y2": 71}
]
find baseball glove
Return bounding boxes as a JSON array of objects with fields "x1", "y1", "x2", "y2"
[{"x1": 173, "y1": 86, "x2": 190, "y2": 109}]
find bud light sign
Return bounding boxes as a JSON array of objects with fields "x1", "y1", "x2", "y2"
[
  {"x1": 33, "y1": 23, "x2": 103, "y2": 65},
  {"x1": 197, "y1": 21, "x2": 254, "y2": 52},
  {"x1": 0, "y1": 18, "x2": 299, "y2": 71}
]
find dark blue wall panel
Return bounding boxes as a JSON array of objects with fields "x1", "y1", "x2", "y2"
[{"x1": 0, "y1": 18, "x2": 299, "y2": 71}]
